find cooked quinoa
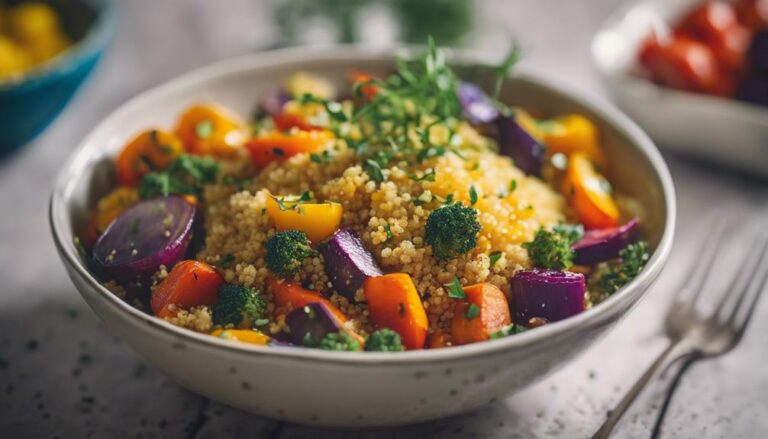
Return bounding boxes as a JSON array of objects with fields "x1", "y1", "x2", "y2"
[{"x1": 197, "y1": 130, "x2": 565, "y2": 335}]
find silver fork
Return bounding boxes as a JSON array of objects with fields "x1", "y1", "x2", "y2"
[{"x1": 592, "y1": 220, "x2": 768, "y2": 439}]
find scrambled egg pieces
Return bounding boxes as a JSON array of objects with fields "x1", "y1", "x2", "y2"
[{"x1": 0, "y1": 2, "x2": 71, "y2": 80}]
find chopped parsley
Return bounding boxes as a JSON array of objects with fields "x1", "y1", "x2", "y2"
[
  {"x1": 489, "y1": 251, "x2": 503, "y2": 266},
  {"x1": 363, "y1": 159, "x2": 385, "y2": 183},
  {"x1": 444, "y1": 276, "x2": 466, "y2": 299},
  {"x1": 597, "y1": 241, "x2": 650, "y2": 295},
  {"x1": 465, "y1": 303, "x2": 480, "y2": 319},
  {"x1": 271, "y1": 191, "x2": 313, "y2": 211},
  {"x1": 384, "y1": 224, "x2": 394, "y2": 241},
  {"x1": 490, "y1": 324, "x2": 527, "y2": 339},
  {"x1": 469, "y1": 185, "x2": 478, "y2": 205}
]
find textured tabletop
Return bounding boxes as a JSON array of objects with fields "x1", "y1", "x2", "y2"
[{"x1": 1, "y1": 1, "x2": 766, "y2": 438}]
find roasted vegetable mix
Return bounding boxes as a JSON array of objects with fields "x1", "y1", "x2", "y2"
[{"x1": 81, "y1": 38, "x2": 650, "y2": 351}]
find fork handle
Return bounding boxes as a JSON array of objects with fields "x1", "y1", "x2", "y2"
[{"x1": 590, "y1": 340, "x2": 694, "y2": 439}]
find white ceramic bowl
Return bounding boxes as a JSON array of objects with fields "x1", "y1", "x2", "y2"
[
  {"x1": 592, "y1": 0, "x2": 768, "y2": 177},
  {"x1": 50, "y1": 46, "x2": 675, "y2": 428}
]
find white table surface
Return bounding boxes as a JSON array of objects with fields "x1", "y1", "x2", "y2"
[{"x1": 1, "y1": 0, "x2": 766, "y2": 438}]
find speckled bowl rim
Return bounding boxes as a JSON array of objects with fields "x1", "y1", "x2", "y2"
[
  {"x1": 49, "y1": 45, "x2": 676, "y2": 365},
  {"x1": 0, "y1": 0, "x2": 116, "y2": 92}
]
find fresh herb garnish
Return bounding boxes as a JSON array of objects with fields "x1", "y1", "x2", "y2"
[
  {"x1": 465, "y1": 303, "x2": 480, "y2": 319},
  {"x1": 509, "y1": 179, "x2": 517, "y2": 192},
  {"x1": 410, "y1": 168, "x2": 436, "y2": 182},
  {"x1": 363, "y1": 159, "x2": 385, "y2": 183},
  {"x1": 195, "y1": 120, "x2": 213, "y2": 139},
  {"x1": 469, "y1": 185, "x2": 478, "y2": 205},
  {"x1": 217, "y1": 254, "x2": 236, "y2": 268},
  {"x1": 489, "y1": 251, "x2": 503, "y2": 266},
  {"x1": 271, "y1": 191, "x2": 313, "y2": 211},
  {"x1": 444, "y1": 276, "x2": 466, "y2": 299},
  {"x1": 384, "y1": 224, "x2": 394, "y2": 241},
  {"x1": 138, "y1": 155, "x2": 219, "y2": 199},
  {"x1": 598, "y1": 241, "x2": 650, "y2": 295},
  {"x1": 490, "y1": 324, "x2": 527, "y2": 339}
]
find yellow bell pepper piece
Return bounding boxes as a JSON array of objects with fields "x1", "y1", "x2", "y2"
[
  {"x1": 211, "y1": 329, "x2": 270, "y2": 345},
  {"x1": 543, "y1": 114, "x2": 605, "y2": 169},
  {"x1": 265, "y1": 195, "x2": 343, "y2": 243}
]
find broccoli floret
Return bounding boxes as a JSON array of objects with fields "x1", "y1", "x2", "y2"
[
  {"x1": 598, "y1": 241, "x2": 649, "y2": 295},
  {"x1": 318, "y1": 332, "x2": 361, "y2": 351},
  {"x1": 424, "y1": 202, "x2": 481, "y2": 260},
  {"x1": 364, "y1": 329, "x2": 405, "y2": 352},
  {"x1": 265, "y1": 230, "x2": 315, "y2": 277},
  {"x1": 522, "y1": 224, "x2": 584, "y2": 270},
  {"x1": 138, "y1": 155, "x2": 219, "y2": 199},
  {"x1": 212, "y1": 285, "x2": 266, "y2": 328}
]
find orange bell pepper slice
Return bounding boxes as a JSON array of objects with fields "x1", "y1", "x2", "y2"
[
  {"x1": 210, "y1": 329, "x2": 270, "y2": 345},
  {"x1": 563, "y1": 153, "x2": 620, "y2": 230},
  {"x1": 543, "y1": 114, "x2": 606, "y2": 169},
  {"x1": 174, "y1": 103, "x2": 246, "y2": 157},
  {"x1": 115, "y1": 129, "x2": 184, "y2": 186}
]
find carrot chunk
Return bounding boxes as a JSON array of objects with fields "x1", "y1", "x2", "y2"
[
  {"x1": 364, "y1": 273, "x2": 428, "y2": 350},
  {"x1": 151, "y1": 261, "x2": 225, "y2": 318},
  {"x1": 451, "y1": 283, "x2": 512, "y2": 345},
  {"x1": 115, "y1": 129, "x2": 184, "y2": 186},
  {"x1": 268, "y1": 277, "x2": 347, "y2": 323}
]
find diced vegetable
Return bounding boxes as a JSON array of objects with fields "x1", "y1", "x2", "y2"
[
  {"x1": 364, "y1": 328, "x2": 405, "y2": 352},
  {"x1": 265, "y1": 195, "x2": 343, "y2": 243},
  {"x1": 246, "y1": 130, "x2": 334, "y2": 168},
  {"x1": 563, "y1": 153, "x2": 620, "y2": 230},
  {"x1": 91, "y1": 186, "x2": 139, "y2": 234},
  {"x1": 318, "y1": 332, "x2": 362, "y2": 351},
  {"x1": 115, "y1": 130, "x2": 184, "y2": 186},
  {"x1": 210, "y1": 328, "x2": 270, "y2": 346},
  {"x1": 427, "y1": 331, "x2": 451, "y2": 349},
  {"x1": 283, "y1": 302, "x2": 356, "y2": 347},
  {"x1": 268, "y1": 277, "x2": 347, "y2": 323},
  {"x1": 265, "y1": 230, "x2": 315, "y2": 277},
  {"x1": 573, "y1": 218, "x2": 639, "y2": 265},
  {"x1": 523, "y1": 225, "x2": 583, "y2": 270},
  {"x1": 496, "y1": 113, "x2": 546, "y2": 176},
  {"x1": 542, "y1": 114, "x2": 605, "y2": 168},
  {"x1": 319, "y1": 228, "x2": 383, "y2": 300},
  {"x1": 424, "y1": 202, "x2": 481, "y2": 260},
  {"x1": 451, "y1": 283, "x2": 512, "y2": 345},
  {"x1": 174, "y1": 103, "x2": 245, "y2": 157},
  {"x1": 211, "y1": 285, "x2": 267, "y2": 328},
  {"x1": 151, "y1": 260, "x2": 225, "y2": 318},
  {"x1": 457, "y1": 81, "x2": 499, "y2": 125},
  {"x1": 510, "y1": 269, "x2": 586, "y2": 324},
  {"x1": 364, "y1": 273, "x2": 428, "y2": 350},
  {"x1": 92, "y1": 196, "x2": 196, "y2": 281}
]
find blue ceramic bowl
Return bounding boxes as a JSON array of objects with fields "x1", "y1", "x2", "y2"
[{"x1": 0, "y1": 0, "x2": 115, "y2": 155}]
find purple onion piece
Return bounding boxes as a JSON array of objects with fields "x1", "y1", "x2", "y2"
[
  {"x1": 458, "y1": 81, "x2": 499, "y2": 125},
  {"x1": 573, "y1": 218, "x2": 640, "y2": 265},
  {"x1": 320, "y1": 228, "x2": 383, "y2": 300},
  {"x1": 255, "y1": 88, "x2": 291, "y2": 118},
  {"x1": 510, "y1": 269, "x2": 586, "y2": 324},
  {"x1": 92, "y1": 196, "x2": 195, "y2": 282},
  {"x1": 284, "y1": 302, "x2": 343, "y2": 347},
  {"x1": 496, "y1": 114, "x2": 546, "y2": 176}
]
